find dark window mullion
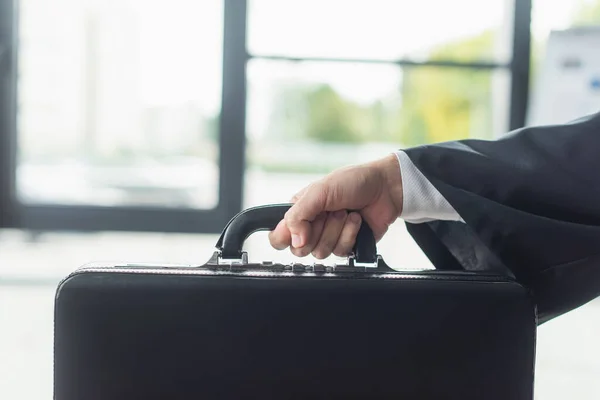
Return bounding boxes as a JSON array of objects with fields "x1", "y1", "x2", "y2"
[
  {"x1": 0, "y1": 0, "x2": 17, "y2": 228},
  {"x1": 509, "y1": 0, "x2": 532, "y2": 130},
  {"x1": 219, "y1": 0, "x2": 248, "y2": 214},
  {"x1": 17, "y1": 204, "x2": 228, "y2": 234},
  {"x1": 247, "y1": 53, "x2": 509, "y2": 70}
]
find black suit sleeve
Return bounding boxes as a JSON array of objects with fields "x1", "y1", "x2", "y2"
[{"x1": 403, "y1": 112, "x2": 600, "y2": 324}]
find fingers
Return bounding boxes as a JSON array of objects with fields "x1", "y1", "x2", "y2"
[
  {"x1": 290, "y1": 212, "x2": 326, "y2": 258},
  {"x1": 285, "y1": 182, "x2": 328, "y2": 248},
  {"x1": 268, "y1": 219, "x2": 291, "y2": 250},
  {"x1": 268, "y1": 185, "x2": 311, "y2": 250},
  {"x1": 311, "y1": 210, "x2": 347, "y2": 259},
  {"x1": 269, "y1": 172, "x2": 363, "y2": 256},
  {"x1": 333, "y1": 212, "x2": 362, "y2": 257},
  {"x1": 290, "y1": 186, "x2": 307, "y2": 203},
  {"x1": 269, "y1": 210, "x2": 362, "y2": 260}
]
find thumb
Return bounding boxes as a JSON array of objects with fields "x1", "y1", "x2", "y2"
[{"x1": 285, "y1": 183, "x2": 328, "y2": 249}]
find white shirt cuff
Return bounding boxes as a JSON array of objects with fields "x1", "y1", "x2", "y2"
[{"x1": 395, "y1": 150, "x2": 464, "y2": 224}]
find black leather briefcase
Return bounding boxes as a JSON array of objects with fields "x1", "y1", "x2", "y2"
[{"x1": 54, "y1": 204, "x2": 537, "y2": 400}]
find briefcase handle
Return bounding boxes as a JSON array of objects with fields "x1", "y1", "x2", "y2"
[{"x1": 215, "y1": 204, "x2": 377, "y2": 264}]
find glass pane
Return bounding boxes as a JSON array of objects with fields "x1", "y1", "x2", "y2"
[
  {"x1": 244, "y1": 59, "x2": 508, "y2": 267},
  {"x1": 246, "y1": 59, "x2": 507, "y2": 177},
  {"x1": 531, "y1": 0, "x2": 600, "y2": 42},
  {"x1": 17, "y1": 0, "x2": 222, "y2": 208},
  {"x1": 529, "y1": 0, "x2": 600, "y2": 126},
  {"x1": 248, "y1": 0, "x2": 513, "y2": 63}
]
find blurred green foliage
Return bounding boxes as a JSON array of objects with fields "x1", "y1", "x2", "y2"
[
  {"x1": 398, "y1": 31, "x2": 495, "y2": 146},
  {"x1": 268, "y1": 33, "x2": 495, "y2": 145},
  {"x1": 267, "y1": 83, "x2": 381, "y2": 144},
  {"x1": 573, "y1": 0, "x2": 600, "y2": 24},
  {"x1": 266, "y1": 0, "x2": 600, "y2": 147},
  {"x1": 303, "y1": 85, "x2": 364, "y2": 143}
]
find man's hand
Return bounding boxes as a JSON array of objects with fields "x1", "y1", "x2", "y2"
[{"x1": 268, "y1": 154, "x2": 404, "y2": 259}]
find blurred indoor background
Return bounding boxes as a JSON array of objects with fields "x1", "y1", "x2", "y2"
[{"x1": 1, "y1": 0, "x2": 600, "y2": 398}]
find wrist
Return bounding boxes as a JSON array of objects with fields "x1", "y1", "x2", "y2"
[{"x1": 374, "y1": 153, "x2": 404, "y2": 218}]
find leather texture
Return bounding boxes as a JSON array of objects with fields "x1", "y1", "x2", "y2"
[
  {"x1": 54, "y1": 270, "x2": 536, "y2": 400},
  {"x1": 403, "y1": 111, "x2": 600, "y2": 323}
]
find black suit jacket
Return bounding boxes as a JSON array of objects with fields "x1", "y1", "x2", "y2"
[{"x1": 404, "y1": 112, "x2": 600, "y2": 324}]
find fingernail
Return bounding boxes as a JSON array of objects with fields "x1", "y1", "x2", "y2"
[
  {"x1": 334, "y1": 210, "x2": 346, "y2": 219},
  {"x1": 350, "y1": 212, "x2": 361, "y2": 223},
  {"x1": 292, "y1": 234, "x2": 302, "y2": 248}
]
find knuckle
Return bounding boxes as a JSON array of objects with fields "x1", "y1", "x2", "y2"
[
  {"x1": 293, "y1": 245, "x2": 312, "y2": 258},
  {"x1": 317, "y1": 232, "x2": 335, "y2": 248},
  {"x1": 268, "y1": 233, "x2": 287, "y2": 250},
  {"x1": 291, "y1": 247, "x2": 303, "y2": 257},
  {"x1": 284, "y1": 209, "x2": 296, "y2": 223},
  {"x1": 298, "y1": 249, "x2": 311, "y2": 258},
  {"x1": 336, "y1": 238, "x2": 356, "y2": 256},
  {"x1": 312, "y1": 248, "x2": 329, "y2": 260},
  {"x1": 267, "y1": 231, "x2": 278, "y2": 242},
  {"x1": 272, "y1": 241, "x2": 287, "y2": 250},
  {"x1": 333, "y1": 247, "x2": 350, "y2": 257},
  {"x1": 315, "y1": 238, "x2": 336, "y2": 259},
  {"x1": 312, "y1": 182, "x2": 329, "y2": 207}
]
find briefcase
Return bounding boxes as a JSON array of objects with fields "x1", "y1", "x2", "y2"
[{"x1": 54, "y1": 204, "x2": 537, "y2": 400}]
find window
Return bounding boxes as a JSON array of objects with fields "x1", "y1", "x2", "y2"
[
  {"x1": 19, "y1": 0, "x2": 223, "y2": 209},
  {"x1": 0, "y1": 0, "x2": 532, "y2": 234},
  {"x1": 248, "y1": 0, "x2": 513, "y2": 62},
  {"x1": 1, "y1": 0, "x2": 530, "y2": 233},
  {"x1": 0, "y1": 0, "x2": 244, "y2": 233},
  {"x1": 4, "y1": 2, "x2": 600, "y2": 400},
  {"x1": 528, "y1": 0, "x2": 600, "y2": 126},
  {"x1": 242, "y1": 0, "x2": 524, "y2": 203},
  {"x1": 241, "y1": 0, "x2": 525, "y2": 270}
]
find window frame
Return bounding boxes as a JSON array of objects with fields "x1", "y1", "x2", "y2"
[
  {"x1": 0, "y1": 0, "x2": 247, "y2": 234},
  {"x1": 0, "y1": 0, "x2": 531, "y2": 234}
]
